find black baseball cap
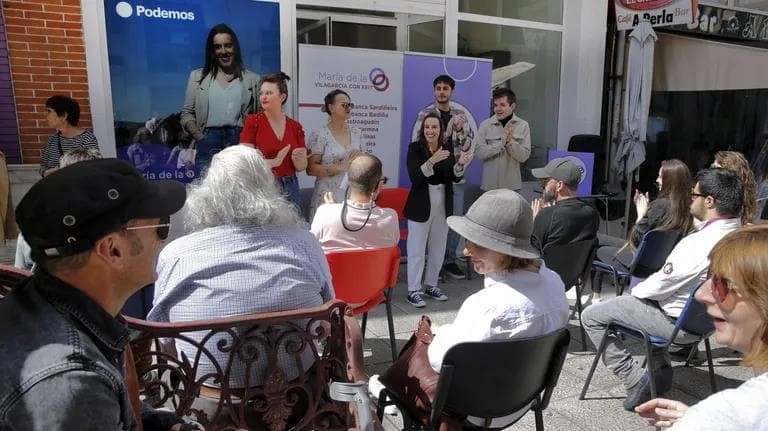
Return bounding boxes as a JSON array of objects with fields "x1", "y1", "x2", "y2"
[{"x1": 16, "y1": 159, "x2": 186, "y2": 258}]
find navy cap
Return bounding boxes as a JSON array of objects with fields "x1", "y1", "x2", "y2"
[{"x1": 16, "y1": 159, "x2": 186, "y2": 258}]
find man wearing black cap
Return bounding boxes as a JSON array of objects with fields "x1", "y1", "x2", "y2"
[
  {"x1": 529, "y1": 156, "x2": 599, "y2": 252},
  {"x1": 0, "y1": 159, "x2": 190, "y2": 430}
]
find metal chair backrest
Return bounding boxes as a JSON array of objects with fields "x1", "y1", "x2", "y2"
[
  {"x1": 671, "y1": 283, "x2": 715, "y2": 340},
  {"x1": 543, "y1": 238, "x2": 598, "y2": 289},
  {"x1": 325, "y1": 247, "x2": 400, "y2": 305},
  {"x1": 0, "y1": 264, "x2": 31, "y2": 299},
  {"x1": 630, "y1": 229, "x2": 683, "y2": 279},
  {"x1": 124, "y1": 300, "x2": 364, "y2": 430},
  {"x1": 431, "y1": 329, "x2": 570, "y2": 425}
]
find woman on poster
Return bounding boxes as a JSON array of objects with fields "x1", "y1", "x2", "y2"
[
  {"x1": 181, "y1": 23, "x2": 260, "y2": 173},
  {"x1": 240, "y1": 73, "x2": 308, "y2": 208},
  {"x1": 306, "y1": 89, "x2": 363, "y2": 219}
]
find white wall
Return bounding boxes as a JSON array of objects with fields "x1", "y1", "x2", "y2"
[{"x1": 558, "y1": 0, "x2": 608, "y2": 149}]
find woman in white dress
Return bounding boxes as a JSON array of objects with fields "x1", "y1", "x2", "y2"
[{"x1": 307, "y1": 89, "x2": 363, "y2": 218}]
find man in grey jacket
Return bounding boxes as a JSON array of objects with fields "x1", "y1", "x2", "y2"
[
  {"x1": 0, "y1": 159, "x2": 190, "y2": 430},
  {"x1": 181, "y1": 23, "x2": 260, "y2": 173},
  {"x1": 474, "y1": 88, "x2": 531, "y2": 192}
]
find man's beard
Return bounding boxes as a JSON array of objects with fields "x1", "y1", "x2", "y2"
[{"x1": 542, "y1": 188, "x2": 557, "y2": 205}]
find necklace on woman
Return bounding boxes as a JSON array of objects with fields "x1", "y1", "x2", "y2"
[{"x1": 428, "y1": 143, "x2": 439, "y2": 155}]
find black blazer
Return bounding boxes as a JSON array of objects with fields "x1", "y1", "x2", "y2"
[{"x1": 404, "y1": 140, "x2": 463, "y2": 222}]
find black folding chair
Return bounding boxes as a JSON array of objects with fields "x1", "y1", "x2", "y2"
[
  {"x1": 377, "y1": 329, "x2": 570, "y2": 430},
  {"x1": 543, "y1": 238, "x2": 598, "y2": 350},
  {"x1": 593, "y1": 229, "x2": 682, "y2": 296},
  {"x1": 580, "y1": 283, "x2": 718, "y2": 402}
]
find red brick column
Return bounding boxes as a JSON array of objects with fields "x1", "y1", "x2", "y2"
[{"x1": 2, "y1": 0, "x2": 90, "y2": 164}]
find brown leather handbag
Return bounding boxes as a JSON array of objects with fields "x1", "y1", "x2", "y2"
[{"x1": 378, "y1": 315, "x2": 439, "y2": 422}]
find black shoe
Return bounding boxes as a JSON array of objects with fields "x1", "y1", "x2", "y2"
[
  {"x1": 407, "y1": 292, "x2": 426, "y2": 308},
  {"x1": 442, "y1": 263, "x2": 466, "y2": 280},
  {"x1": 623, "y1": 366, "x2": 674, "y2": 412},
  {"x1": 623, "y1": 374, "x2": 653, "y2": 411},
  {"x1": 423, "y1": 285, "x2": 448, "y2": 301}
]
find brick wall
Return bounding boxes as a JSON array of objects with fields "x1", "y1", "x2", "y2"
[{"x1": 2, "y1": 0, "x2": 90, "y2": 165}]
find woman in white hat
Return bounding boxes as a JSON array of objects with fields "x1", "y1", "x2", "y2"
[
  {"x1": 428, "y1": 188, "x2": 570, "y2": 369},
  {"x1": 372, "y1": 189, "x2": 570, "y2": 428}
]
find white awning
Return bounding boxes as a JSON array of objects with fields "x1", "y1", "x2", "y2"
[{"x1": 653, "y1": 32, "x2": 768, "y2": 91}]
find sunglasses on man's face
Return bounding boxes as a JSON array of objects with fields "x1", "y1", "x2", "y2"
[
  {"x1": 379, "y1": 176, "x2": 388, "y2": 185},
  {"x1": 123, "y1": 216, "x2": 171, "y2": 241}
]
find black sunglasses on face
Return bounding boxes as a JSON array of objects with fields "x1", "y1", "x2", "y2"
[{"x1": 123, "y1": 216, "x2": 171, "y2": 240}]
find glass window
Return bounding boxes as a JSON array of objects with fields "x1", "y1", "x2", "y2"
[
  {"x1": 458, "y1": 21, "x2": 562, "y2": 180},
  {"x1": 297, "y1": 18, "x2": 329, "y2": 45},
  {"x1": 459, "y1": 0, "x2": 563, "y2": 25},
  {"x1": 332, "y1": 22, "x2": 396, "y2": 50},
  {"x1": 408, "y1": 18, "x2": 444, "y2": 54}
]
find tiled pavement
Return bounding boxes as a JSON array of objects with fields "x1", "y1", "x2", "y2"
[{"x1": 0, "y1": 240, "x2": 751, "y2": 431}]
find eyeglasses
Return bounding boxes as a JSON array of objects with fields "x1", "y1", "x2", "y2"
[
  {"x1": 379, "y1": 176, "x2": 388, "y2": 184},
  {"x1": 123, "y1": 216, "x2": 171, "y2": 241},
  {"x1": 708, "y1": 272, "x2": 735, "y2": 305},
  {"x1": 691, "y1": 191, "x2": 709, "y2": 199},
  {"x1": 339, "y1": 102, "x2": 354, "y2": 109}
]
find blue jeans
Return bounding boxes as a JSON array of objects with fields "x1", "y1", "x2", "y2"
[
  {"x1": 444, "y1": 182, "x2": 465, "y2": 263},
  {"x1": 276, "y1": 174, "x2": 301, "y2": 209},
  {"x1": 195, "y1": 126, "x2": 242, "y2": 174}
]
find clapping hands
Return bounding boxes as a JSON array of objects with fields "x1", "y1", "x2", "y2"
[
  {"x1": 634, "y1": 189, "x2": 650, "y2": 221},
  {"x1": 531, "y1": 197, "x2": 551, "y2": 219},
  {"x1": 457, "y1": 151, "x2": 474, "y2": 166}
]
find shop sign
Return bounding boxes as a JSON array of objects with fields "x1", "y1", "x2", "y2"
[
  {"x1": 615, "y1": 0, "x2": 697, "y2": 31},
  {"x1": 669, "y1": 4, "x2": 768, "y2": 44}
]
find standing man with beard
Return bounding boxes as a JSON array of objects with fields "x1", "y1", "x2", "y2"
[
  {"x1": 181, "y1": 23, "x2": 260, "y2": 173},
  {"x1": 474, "y1": 88, "x2": 531, "y2": 192},
  {"x1": 529, "y1": 156, "x2": 599, "y2": 253}
]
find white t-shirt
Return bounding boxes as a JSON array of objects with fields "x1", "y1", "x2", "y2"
[
  {"x1": 310, "y1": 201, "x2": 399, "y2": 253},
  {"x1": 427, "y1": 265, "x2": 569, "y2": 371},
  {"x1": 670, "y1": 372, "x2": 768, "y2": 430}
]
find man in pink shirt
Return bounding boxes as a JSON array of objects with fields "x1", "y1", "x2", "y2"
[{"x1": 310, "y1": 154, "x2": 399, "y2": 252}]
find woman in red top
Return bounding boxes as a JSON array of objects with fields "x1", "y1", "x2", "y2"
[{"x1": 240, "y1": 72, "x2": 308, "y2": 207}]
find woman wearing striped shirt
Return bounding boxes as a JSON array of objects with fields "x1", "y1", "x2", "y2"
[{"x1": 40, "y1": 95, "x2": 99, "y2": 176}]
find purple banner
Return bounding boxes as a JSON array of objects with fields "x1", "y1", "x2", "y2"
[
  {"x1": 548, "y1": 150, "x2": 595, "y2": 196},
  {"x1": 398, "y1": 54, "x2": 492, "y2": 187}
]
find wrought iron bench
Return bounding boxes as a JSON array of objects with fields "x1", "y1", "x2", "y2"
[{"x1": 124, "y1": 300, "x2": 368, "y2": 431}]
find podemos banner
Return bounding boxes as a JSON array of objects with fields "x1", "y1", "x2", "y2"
[{"x1": 104, "y1": 0, "x2": 280, "y2": 182}]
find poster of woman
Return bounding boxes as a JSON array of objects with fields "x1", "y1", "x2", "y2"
[{"x1": 104, "y1": 0, "x2": 280, "y2": 182}]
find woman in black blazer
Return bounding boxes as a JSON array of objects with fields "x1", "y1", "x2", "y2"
[{"x1": 404, "y1": 112, "x2": 472, "y2": 308}]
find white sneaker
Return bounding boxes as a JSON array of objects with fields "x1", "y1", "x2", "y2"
[{"x1": 368, "y1": 375, "x2": 398, "y2": 415}]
